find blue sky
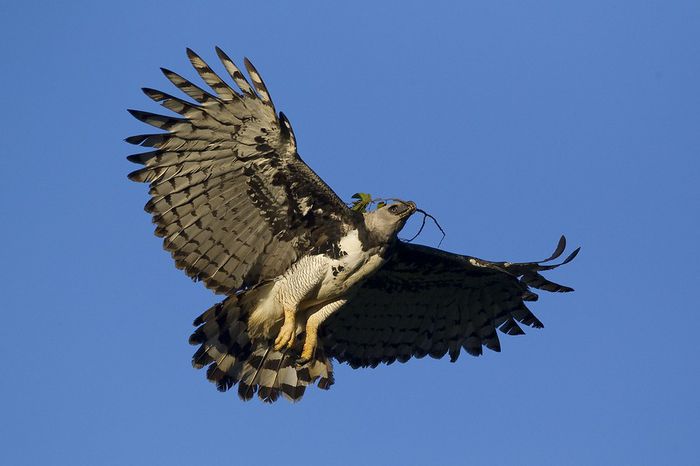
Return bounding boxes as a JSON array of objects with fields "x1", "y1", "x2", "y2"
[{"x1": 1, "y1": 1, "x2": 698, "y2": 465}]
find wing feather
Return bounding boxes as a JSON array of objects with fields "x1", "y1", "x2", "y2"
[
  {"x1": 216, "y1": 47, "x2": 256, "y2": 98},
  {"x1": 323, "y1": 238, "x2": 578, "y2": 367},
  {"x1": 160, "y1": 67, "x2": 218, "y2": 105},
  {"x1": 243, "y1": 58, "x2": 274, "y2": 107},
  {"x1": 128, "y1": 48, "x2": 358, "y2": 293},
  {"x1": 186, "y1": 48, "x2": 240, "y2": 101}
]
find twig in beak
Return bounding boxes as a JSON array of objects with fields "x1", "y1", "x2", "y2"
[{"x1": 406, "y1": 208, "x2": 446, "y2": 248}]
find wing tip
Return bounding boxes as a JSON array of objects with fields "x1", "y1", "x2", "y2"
[
  {"x1": 214, "y1": 45, "x2": 229, "y2": 60},
  {"x1": 564, "y1": 246, "x2": 581, "y2": 264},
  {"x1": 216, "y1": 47, "x2": 239, "y2": 71},
  {"x1": 160, "y1": 66, "x2": 177, "y2": 79},
  {"x1": 127, "y1": 167, "x2": 149, "y2": 182},
  {"x1": 141, "y1": 86, "x2": 158, "y2": 96},
  {"x1": 126, "y1": 153, "x2": 145, "y2": 164},
  {"x1": 124, "y1": 134, "x2": 140, "y2": 144}
]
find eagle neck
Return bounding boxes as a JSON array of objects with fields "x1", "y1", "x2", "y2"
[{"x1": 357, "y1": 220, "x2": 399, "y2": 258}]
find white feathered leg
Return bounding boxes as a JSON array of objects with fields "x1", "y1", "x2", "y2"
[{"x1": 272, "y1": 256, "x2": 328, "y2": 351}]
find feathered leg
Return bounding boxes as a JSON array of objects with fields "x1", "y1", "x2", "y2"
[{"x1": 272, "y1": 256, "x2": 328, "y2": 351}]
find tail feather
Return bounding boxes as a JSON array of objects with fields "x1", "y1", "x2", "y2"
[{"x1": 190, "y1": 296, "x2": 334, "y2": 403}]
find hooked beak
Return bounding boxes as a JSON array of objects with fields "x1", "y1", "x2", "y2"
[{"x1": 397, "y1": 200, "x2": 417, "y2": 217}]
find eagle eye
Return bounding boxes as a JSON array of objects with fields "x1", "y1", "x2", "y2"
[{"x1": 388, "y1": 205, "x2": 399, "y2": 214}]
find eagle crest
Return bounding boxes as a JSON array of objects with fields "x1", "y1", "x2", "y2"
[{"x1": 127, "y1": 48, "x2": 579, "y2": 403}]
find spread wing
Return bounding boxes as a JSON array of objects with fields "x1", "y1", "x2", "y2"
[
  {"x1": 322, "y1": 236, "x2": 579, "y2": 368},
  {"x1": 127, "y1": 48, "x2": 358, "y2": 294}
]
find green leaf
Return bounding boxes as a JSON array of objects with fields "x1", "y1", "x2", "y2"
[{"x1": 350, "y1": 192, "x2": 373, "y2": 212}]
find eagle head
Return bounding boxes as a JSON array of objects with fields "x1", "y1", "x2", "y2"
[{"x1": 363, "y1": 200, "x2": 417, "y2": 242}]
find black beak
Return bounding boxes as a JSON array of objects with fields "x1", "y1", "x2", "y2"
[{"x1": 397, "y1": 200, "x2": 417, "y2": 217}]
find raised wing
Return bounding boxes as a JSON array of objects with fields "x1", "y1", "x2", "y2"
[
  {"x1": 127, "y1": 48, "x2": 358, "y2": 293},
  {"x1": 322, "y1": 237, "x2": 579, "y2": 368}
]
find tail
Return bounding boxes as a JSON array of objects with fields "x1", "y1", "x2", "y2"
[{"x1": 189, "y1": 295, "x2": 334, "y2": 403}]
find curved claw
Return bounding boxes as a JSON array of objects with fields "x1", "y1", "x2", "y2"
[
  {"x1": 299, "y1": 339, "x2": 317, "y2": 363},
  {"x1": 296, "y1": 355, "x2": 311, "y2": 366},
  {"x1": 274, "y1": 324, "x2": 296, "y2": 351}
]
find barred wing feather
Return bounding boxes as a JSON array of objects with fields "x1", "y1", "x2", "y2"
[
  {"x1": 127, "y1": 48, "x2": 357, "y2": 294},
  {"x1": 323, "y1": 237, "x2": 579, "y2": 368}
]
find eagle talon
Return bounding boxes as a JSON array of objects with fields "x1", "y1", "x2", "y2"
[
  {"x1": 300, "y1": 339, "x2": 316, "y2": 363},
  {"x1": 296, "y1": 355, "x2": 311, "y2": 366},
  {"x1": 274, "y1": 307, "x2": 297, "y2": 351},
  {"x1": 274, "y1": 323, "x2": 296, "y2": 351}
]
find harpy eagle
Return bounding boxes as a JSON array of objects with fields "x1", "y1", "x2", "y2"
[{"x1": 127, "y1": 48, "x2": 579, "y2": 403}]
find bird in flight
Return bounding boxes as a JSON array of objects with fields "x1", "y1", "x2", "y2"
[{"x1": 127, "y1": 48, "x2": 579, "y2": 403}]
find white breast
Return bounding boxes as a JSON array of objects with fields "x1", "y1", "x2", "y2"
[{"x1": 316, "y1": 229, "x2": 387, "y2": 298}]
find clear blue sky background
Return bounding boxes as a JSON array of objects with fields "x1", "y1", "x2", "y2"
[{"x1": 1, "y1": 1, "x2": 698, "y2": 465}]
